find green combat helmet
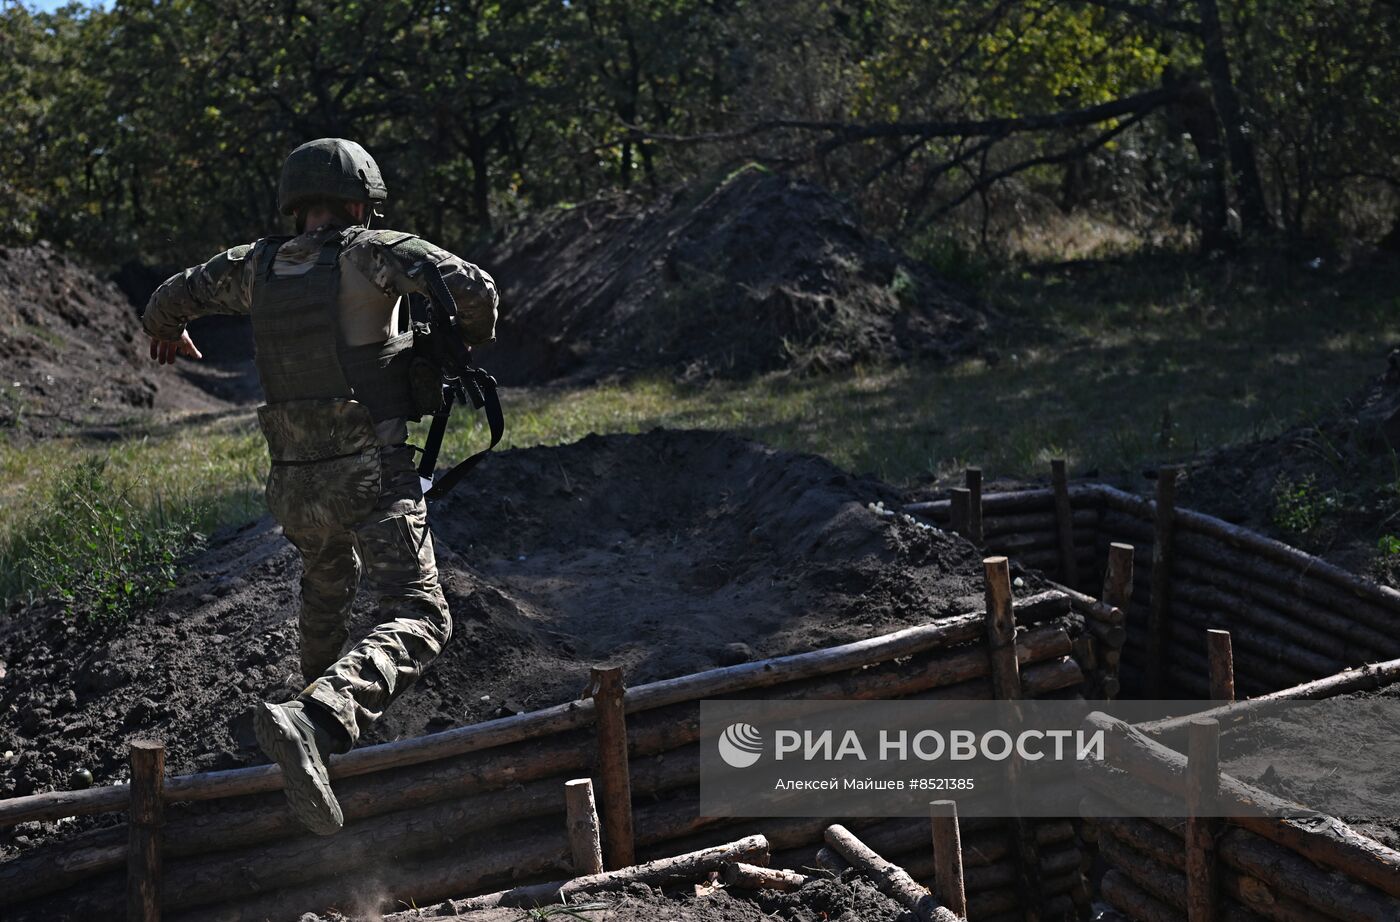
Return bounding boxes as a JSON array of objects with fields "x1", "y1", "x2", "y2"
[{"x1": 278, "y1": 138, "x2": 388, "y2": 215}]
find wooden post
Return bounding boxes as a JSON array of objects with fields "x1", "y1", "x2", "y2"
[
  {"x1": 564, "y1": 778, "x2": 605, "y2": 876},
  {"x1": 1050, "y1": 459, "x2": 1079, "y2": 588},
  {"x1": 1186, "y1": 719, "x2": 1221, "y2": 922},
  {"x1": 1099, "y1": 542, "x2": 1134, "y2": 702},
  {"x1": 127, "y1": 740, "x2": 164, "y2": 922},
  {"x1": 929, "y1": 800, "x2": 967, "y2": 919},
  {"x1": 949, "y1": 488, "x2": 971, "y2": 538},
  {"x1": 1206, "y1": 630, "x2": 1235, "y2": 702},
  {"x1": 966, "y1": 468, "x2": 984, "y2": 545},
  {"x1": 983, "y1": 557, "x2": 1041, "y2": 922},
  {"x1": 1147, "y1": 466, "x2": 1179, "y2": 697},
  {"x1": 589, "y1": 666, "x2": 635, "y2": 869},
  {"x1": 1102, "y1": 542, "x2": 1134, "y2": 610},
  {"x1": 983, "y1": 557, "x2": 1020, "y2": 701}
]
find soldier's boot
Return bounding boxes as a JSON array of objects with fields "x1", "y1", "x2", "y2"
[{"x1": 254, "y1": 699, "x2": 351, "y2": 836}]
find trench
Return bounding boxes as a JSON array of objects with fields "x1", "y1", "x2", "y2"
[{"x1": 2, "y1": 465, "x2": 1399, "y2": 921}]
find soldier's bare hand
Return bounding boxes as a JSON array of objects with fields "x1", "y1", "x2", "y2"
[{"x1": 149, "y1": 330, "x2": 203, "y2": 365}]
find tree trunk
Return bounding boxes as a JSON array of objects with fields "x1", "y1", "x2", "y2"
[{"x1": 1195, "y1": 0, "x2": 1270, "y2": 235}]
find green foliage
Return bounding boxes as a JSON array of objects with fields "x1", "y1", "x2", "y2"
[
  {"x1": 1, "y1": 1, "x2": 1395, "y2": 265},
  {"x1": 1377, "y1": 534, "x2": 1400, "y2": 557},
  {"x1": 1270, "y1": 473, "x2": 1337, "y2": 537},
  {"x1": 14, "y1": 457, "x2": 203, "y2": 621},
  {"x1": 2, "y1": 456, "x2": 211, "y2": 622}
]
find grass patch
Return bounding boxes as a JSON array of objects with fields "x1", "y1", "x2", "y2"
[{"x1": 0, "y1": 419, "x2": 267, "y2": 612}]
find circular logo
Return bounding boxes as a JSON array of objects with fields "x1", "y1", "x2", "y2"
[{"x1": 718, "y1": 722, "x2": 764, "y2": 768}]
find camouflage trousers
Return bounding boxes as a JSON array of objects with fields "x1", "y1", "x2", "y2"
[{"x1": 276, "y1": 444, "x2": 452, "y2": 747}]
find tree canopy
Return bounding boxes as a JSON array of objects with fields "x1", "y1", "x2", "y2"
[{"x1": 1, "y1": 0, "x2": 1396, "y2": 266}]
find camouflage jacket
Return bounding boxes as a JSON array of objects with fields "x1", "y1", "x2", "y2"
[{"x1": 141, "y1": 224, "x2": 498, "y2": 350}]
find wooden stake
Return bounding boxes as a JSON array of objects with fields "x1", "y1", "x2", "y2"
[
  {"x1": 983, "y1": 556, "x2": 1042, "y2": 922},
  {"x1": 1103, "y1": 542, "x2": 1135, "y2": 610},
  {"x1": 1186, "y1": 720, "x2": 1221, "y2": 922},
  {"x1": 590, "y1": 666, "x2": 634, "y2": 869},
  {"x1": 1206, "y1": 630, "x2": 1235, "y2": 702},
  {"x1": 1147, "y1": 467, "x2": 1179, "y2": 696},
  {"x1": 564, "y1": 778, "x2": 604, "y2": 876},
  {"x1": 983, "y1": 557, "x2": 1020, "y2": 701},
  {"x1": 929, "y1": 800, "x2": 967, "y2": 919},
  {"x1": 966, "y1": 468, "x2": 984, "y2": 544},
  {"x1": 127, "y1": 740, "x2": 164, "y2": 922},
  {"x1": 1051, "y1": 459, "x2": 1080, "y2": 588},
  {"x1": 1095, "y1": 542, "x2": 1134, "y2": 703},
  {"x1": 950, "y1": 488, "x2": 972, "y2": 537}
]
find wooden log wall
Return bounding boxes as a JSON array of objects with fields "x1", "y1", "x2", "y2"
[
  {"x1": 908, "y1": 477, "x2": 1400, "y2": 699},
  {"x1": 1081, "y1": 714, "x2": 1400, "y2": 922},
  {"x1": 0, "y1": 593, "x2": 1091, "y2": 922}
]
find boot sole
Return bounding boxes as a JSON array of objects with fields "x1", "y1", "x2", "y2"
[{"x1": 254, "y1": 702, "x2": 344, "y2": 836}]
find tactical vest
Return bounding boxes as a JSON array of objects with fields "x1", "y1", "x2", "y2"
[{"x1": 249, "y1": 228, "x2": 417, "y2": 425}]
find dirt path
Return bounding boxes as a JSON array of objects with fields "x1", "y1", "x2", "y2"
[{"x1": 0, "y1": 428, "x2": 1041, "y2": 855}]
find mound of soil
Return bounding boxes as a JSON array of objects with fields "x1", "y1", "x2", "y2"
[
  {"x1": 0, "y1": 243, "x2": 256, "y2": 439},
  {"x1": 1176, "y1": 346, "x2": 1400, "y2": 578},
  {"x1": 0, "y1": 428, "x2": 1046, "y2": 854},
  {"x1": 474, "y1": 168, "x2": 987, "y2": 384},
  {"x1": 366, "y1": 874, "x2": 911, "y2": 922}
]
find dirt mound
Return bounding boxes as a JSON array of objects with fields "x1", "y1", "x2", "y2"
[
  {"x1": 1176, "y1": 346, "x2": 1400, "y2": 577},
  {"x1": 0, "y1": 428, "x2": 1045, "y2": 857},
  {"x1": 474, "y1": 168, "x2": 987, "y2": 384},
  {"x1": 0, "y1": 243, "x2": 254, "y2": 439}
]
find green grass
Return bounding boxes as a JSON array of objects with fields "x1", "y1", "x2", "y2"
[
  {"x1": 3, "y1": 250, "x2": 1398, "y2": 610},
  {"x1": 0, "y1": 419, "x2": 267, "y2": 609}
]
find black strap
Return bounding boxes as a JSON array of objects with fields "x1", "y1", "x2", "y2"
[
  {"x1": 412, "y1": 262, "x2": 504, "y2": 501},
  {"x1": 422, "y1": 369, "x2": 503, "y2": 500}
]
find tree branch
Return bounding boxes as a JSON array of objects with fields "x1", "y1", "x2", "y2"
[{"x1": 627, "y1": 83, "x2": 1191, "y2": 152}]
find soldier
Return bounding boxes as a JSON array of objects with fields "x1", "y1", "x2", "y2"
[{"x1": 141, "y1": 139, "x2": 498, "y2": 835}]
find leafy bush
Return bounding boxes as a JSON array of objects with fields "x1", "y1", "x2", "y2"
[
  {"x1": 18, "y1": 457, "x2": 203, "y2": 622},
  {"x1": 1270, "y1": 473, "x2": 1336, "y2": 537}
]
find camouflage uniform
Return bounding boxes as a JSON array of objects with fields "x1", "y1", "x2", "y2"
[{"x1": 143, "y1": 225, "x2": 497, "y2": 746}]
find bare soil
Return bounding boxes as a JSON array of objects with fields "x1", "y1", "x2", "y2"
[
  {"x1": 300, "y1": 874, "x2": 912, "y2": 922},
  {"x1": 0, "y1": 428, "x2": 1042, "y2": 856},
  {"x1": 474, "y1": 167, "x2": 988, "y2": 385},
  {"x1": 0, "y1": 243, "x2": 258, "y2": 439},
  {"x1": 1222, "y1": 684, "x2": 1400, "y2": 851}
]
